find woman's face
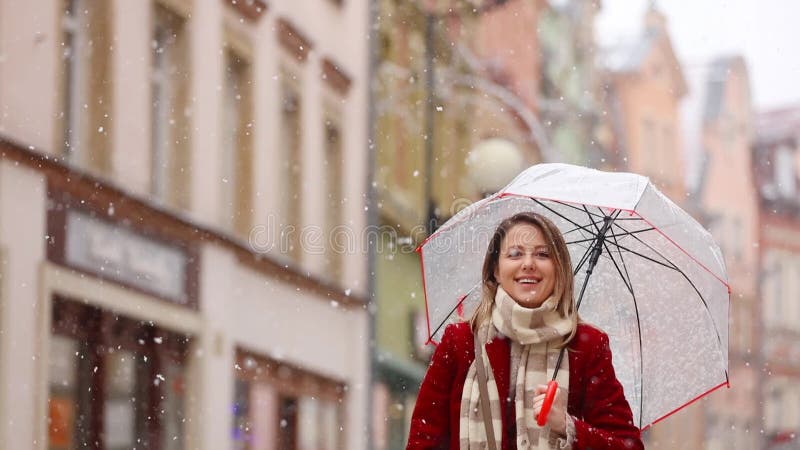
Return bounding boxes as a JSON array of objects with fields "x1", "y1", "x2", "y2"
[{"x1": 494, "y1": 223, "x2": 556, "y2": 308}]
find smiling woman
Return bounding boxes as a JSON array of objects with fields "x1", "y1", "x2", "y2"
[
  {"x1": 493, "y1": 223, "x2": 557, "y2": 309},
  {"x1": 406, "y1": 212, "x2": 643, "y2": 450}
]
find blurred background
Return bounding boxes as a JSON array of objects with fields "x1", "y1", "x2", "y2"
[{"x1": 0, "y1": 0, "x2": 797, "y2": 449}]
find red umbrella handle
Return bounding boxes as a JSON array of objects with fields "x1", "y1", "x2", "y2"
[{"x1": 536, "y1": 380, "x2": 559, "y2": 427}]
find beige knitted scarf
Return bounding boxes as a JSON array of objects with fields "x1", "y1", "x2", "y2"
[{"x1": 459, "y1": 287, "x2": 573, "y2": 450}]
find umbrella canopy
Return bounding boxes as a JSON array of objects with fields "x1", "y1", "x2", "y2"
[{"x1": 417, "y1": 163, "x2": 729, "y2": 430}]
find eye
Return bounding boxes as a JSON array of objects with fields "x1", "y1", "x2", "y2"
[
  {"x1": 507, "y1": 248, "x2": 523, "y2": 258},
  {"x1": 536, "y1": 250, "x2": 550, "y2": 258}
]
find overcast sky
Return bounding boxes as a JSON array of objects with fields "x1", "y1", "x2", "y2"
[{"x1": 596, "y1": 0, "x2": 800, "y2": 111}]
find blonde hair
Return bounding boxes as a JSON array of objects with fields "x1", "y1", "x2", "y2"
[{"x1": 469, "y1": 212, "x2": 578, "y2": 347}]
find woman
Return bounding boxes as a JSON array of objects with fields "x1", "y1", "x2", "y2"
[{"x1": 407, "y1": 212, "x2": 643, "y2": 450}]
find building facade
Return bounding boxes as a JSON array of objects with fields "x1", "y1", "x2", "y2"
[
  {"x1": 0, "y1": 0, "x2": 371, "y2": 449},
  {"x1": 371, "y1": 1, "x2": 609, "y2": 448},
  {"x1": 601, "y1": 6, "x2": 688, "y2": 202},
  {"x1": 753, "y1": 105, "x2": 800, "y2": 450},
  {"x1": 600, "y1": 6, "x2": 708, "y2": 448},
  {"x1": 684, "y1": 55, "x2": 761, "y2": 450}
]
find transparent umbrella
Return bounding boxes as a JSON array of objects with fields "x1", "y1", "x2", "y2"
[{"x1": 417, "y1": 163, "x2": 729, "y2": 430}]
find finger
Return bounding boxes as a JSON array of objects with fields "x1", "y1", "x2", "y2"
[{"x1": 533, "y1": 384, "x2": 548, "y2": 395}]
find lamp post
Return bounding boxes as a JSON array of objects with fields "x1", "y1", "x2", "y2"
[
  {"x1": 466, "y1": 137, "x2": 525, "y2": 196},
  {"x1": 424, "y1": 10, "x2": 438, "y2": 235}
]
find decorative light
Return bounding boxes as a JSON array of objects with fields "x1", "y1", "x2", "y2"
[{"x1": 467, "y1": 138, "x2": 524, "y2": 194}]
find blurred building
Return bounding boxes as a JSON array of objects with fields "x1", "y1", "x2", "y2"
[
  {"x1": 600, "y1": 6, "x2": 688, "y2": 202},
  {"x1": 536, "y1": 0, "x2": 603, "y2": 166},
  {"x1": 372, "y1": 1, "x2": 604, "y2": 448},
  {"x1": 753, "y1": 105, "x2": 800, "y2": 449},
  {"x1": 0, "y1": 1, "x2": 371, "y2": 449},
  {"x1": 600, "y1": 5, "x2": 708, "y2": 448},
  {"x1": 684, "y1": 55, "x2": 760, "y2": 449},
  {"x1": 372, "y1": 1, "x2": 480, "y2": 447}
]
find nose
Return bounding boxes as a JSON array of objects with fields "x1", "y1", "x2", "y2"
[{"x1": 521, "y1": 254, "x2": 536, "y2": 271}]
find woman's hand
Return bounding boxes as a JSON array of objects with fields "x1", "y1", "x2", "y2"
[{"x1": 533, "y1": 384, "x2": 568, "y2": 436}]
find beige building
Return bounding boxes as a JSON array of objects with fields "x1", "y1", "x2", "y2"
[
  {"x1": 753, "y1": 105, "x2": 800, "y2": 449},
  {"x1": 601, "y1": 6, "x2": 688, "y2": 202},
  {"x1": 601, "y1": 6, "x2": 709, "y2": 448},
  {"x1": 684, "y1": 55, "x2": 760, "y2": 449},
  {"x1": 0, "y1": 0, "x2": 371, "y2": 449}
]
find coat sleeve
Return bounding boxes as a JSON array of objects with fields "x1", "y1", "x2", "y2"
[
  {"x1": 406, "y1": 324, "x2": 459, "y2": 450},
  {"x1": 572, "y1": 331, "x2": 644, "y2": 450}
]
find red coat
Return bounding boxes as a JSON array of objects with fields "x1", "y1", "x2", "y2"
[{"x1": 407, "y1": 322, "x2": 643, "y2": 450}]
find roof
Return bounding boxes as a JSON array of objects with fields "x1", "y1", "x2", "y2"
[
  {"x1": 601, "y1": 31, "x2": 658, "y2": 73},
  {"x1": 753, "y1": 104, "x2": 800, "y2": 214},
  {"x1": 755, "y1": 104, "x2": 800, "y2": 146},
  {"x1": 599, "y1": 8, "x2": 688, "y2": 97},
  {"x1": 682, "y1": 55, "x2": 750, "y2": 195}
]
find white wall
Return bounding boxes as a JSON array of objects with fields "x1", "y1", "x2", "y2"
[
  {"x1": 199, "y1": 243, "x2": 370, "y2": 450},
  {"x1": 111, "y1": 0, "x2": 152, "y2": 195},
  {"x1": 0, "y1": 160, "x2": 48, "y2": 449},
  {"x1": 0, "y1": 0, "x2": 59, "y2": 153}
]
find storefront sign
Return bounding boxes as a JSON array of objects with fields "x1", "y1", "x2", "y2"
[{"x1": 64, "y1": 210, "x2": 190, "y2": 305}]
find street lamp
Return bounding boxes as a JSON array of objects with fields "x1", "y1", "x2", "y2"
[
  {"x1": 420, "y1": 0, "x2": 509, "y2": 235},
  {"x1": 467, "y1": 137, "x2": 524, "y2": 196}
]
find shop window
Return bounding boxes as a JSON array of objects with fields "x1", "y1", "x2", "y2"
[
  {"x1": 48, "y1": 297, "x2": 190, "y2": 450},
  {"x1": 232, "y1": 350, "x2": 345, "y2": 450}
]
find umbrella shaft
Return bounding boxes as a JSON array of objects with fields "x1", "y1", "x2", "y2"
[{"x1": 553, "y1": 215, "x2": 615, "y2": 381}]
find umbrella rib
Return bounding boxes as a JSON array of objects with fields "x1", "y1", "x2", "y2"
[
  {"x1": 562, "y1": 225, "x2": 595, "y2": 237},
  {"x1": 550, "y1": 200, "x2": 606, "y2": 220},
  {"x1": 567, "y1": 237, "x2": 604, "y2": 245},
  {"x1": 585, "y1": 205, "x2": 604, "y2": 234},
  {"x1": 607, "y1": 230, "x2": 646, "y2": 429},
  {"x1": 565, "y1": 227, "x2": 655, "y2": 245},
  {"x1": 534, "y1": 199, "x2": 600, "y2": 237},
  {"x1": 573, "y1": 243, "x2": 594, "y2": 275},
  {"x1": 572, "y1": 207, "x2": 607, "y2": 274},
  {"x1": 603, "y1": 241, "x2": 678, "y2": 272},
  {"x1": 573, "y1": 244, "x2": 593, "y2": 275},
  {"x1": 609, "y1": 223, "x2": 728, "y2": 380},
  {"x1": 601, "y1": 241, "x2": 635, "y2": 295},
  {"x1": 572, "y1": 208, "x2": 622, "y2": 274},
  {"x1": 429, "y1": 292, "x2": 471, "y2": 339}
]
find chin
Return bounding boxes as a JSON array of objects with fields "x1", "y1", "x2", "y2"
[{"x1": 514, "y1": 296, "x2": 543, "y2": 308}]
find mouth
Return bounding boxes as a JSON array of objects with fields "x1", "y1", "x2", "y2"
[{"x1": 515, "y1": 277, "x2": 541, "y2": 286}]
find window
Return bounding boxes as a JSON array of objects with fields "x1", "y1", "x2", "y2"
[
  {"x1": 222, "y1": 46, "x2": 254, "y2": 237},
  {"x1": 640, "y1": 119, "x2": 657, "y2": 176},
  {"x1": 151, "y1": 3, "x2": 191, "y2": 209},
  {"x1": 280, "y1": 68, "x2": 302, "y2": 260},
  {"x1": 48, "y1": 334, "x2": 89, "y2": 449},
  {"x1": 59, "y1": 0, "x2": 113, "y2": 174},
  {"x1": 765, "y1": 380, "x2": 790, "y2": 434},
  {"x1": 731, "y1": 299, "x2": 752, "y2": 354},
  {"x1": 48, "y1": 298, "x2": 190, "y2": 450},
  {"x1": 232, "y1": 350, "x2": 345, "y2": 450},
  {"x1": 323, "y1": 113, "x2": 343, "y2": 282},
  {"x1": 775, "y1": 145, "x2": 797, "y2": 197},
  {"x1": 661, "y1": 125, "x2": 674, "y2": 177},
  {"x1": 761, "y1": 252, "x2": 784, "y2": 328}
]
